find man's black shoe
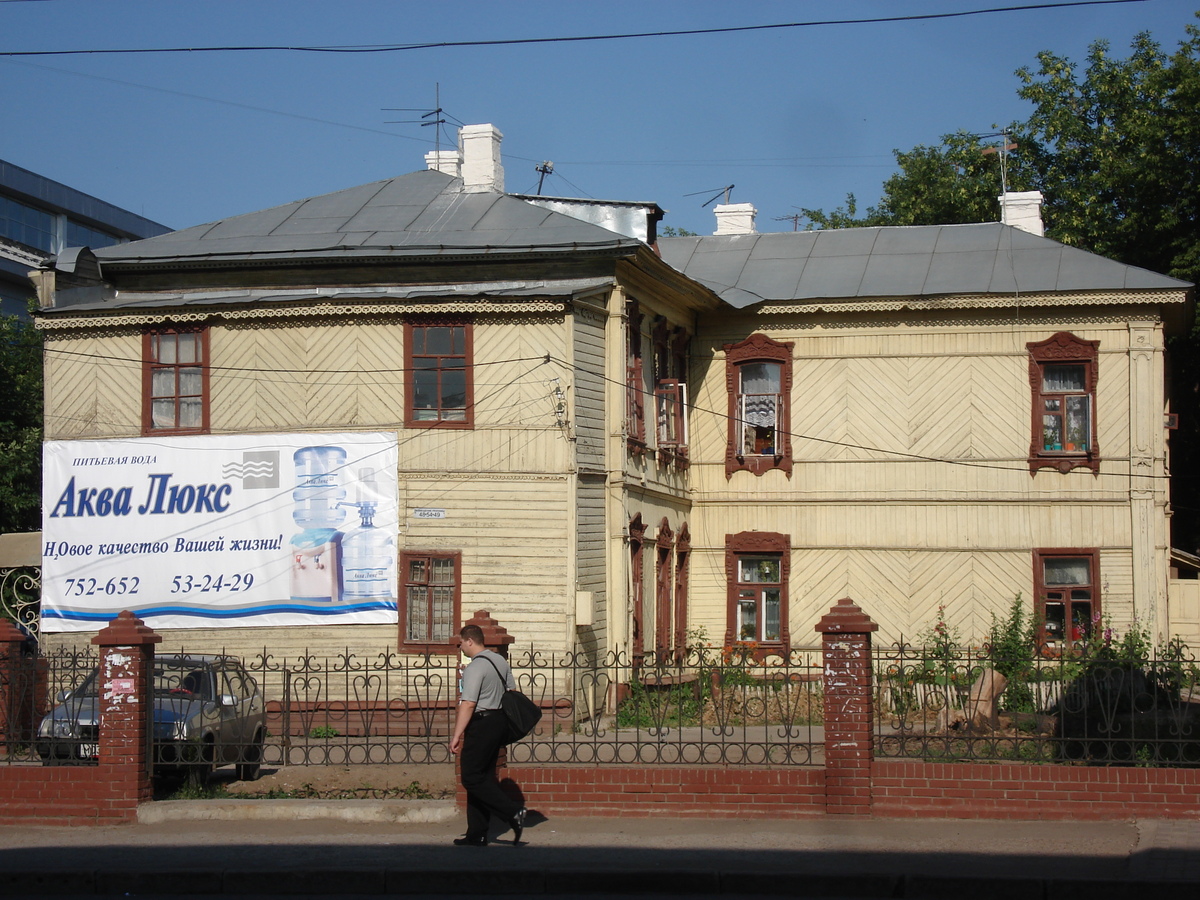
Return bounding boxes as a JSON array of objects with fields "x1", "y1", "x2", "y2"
[
  {"x1": 453, "y1": 836, "x2": 487, "y2": 846},
  {"x1": 511, "y1": 808, "x2": 527, "y2": 844}
]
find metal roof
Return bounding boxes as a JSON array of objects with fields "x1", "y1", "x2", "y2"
[
  {"x1": 91, "y1": 170, "x2": 641, "y2": 268},
  {"x1": 658, "y1": 225, "x2": 1192, "y2": 308}
]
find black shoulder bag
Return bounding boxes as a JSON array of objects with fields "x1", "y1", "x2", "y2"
[{"x1": 480, "y1": 654, "x2": 542, "y2": 744}]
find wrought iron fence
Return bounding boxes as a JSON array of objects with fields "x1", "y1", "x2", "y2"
[
  {"x1": 874, "y1": 641, "x2": 1200, "y2": 766},
  {"x1": 0, "y1": 565, "x2": 41, "y2": 641},
  {"x1": 242, "y1": 644, "x2": 825, "y2": 769},
  {"x1": 1, "y1": 645, "x2": 96, "y2": 766}
]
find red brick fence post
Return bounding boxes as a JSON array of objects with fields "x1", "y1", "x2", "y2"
[
  {"x1": 92, "y1": 610, "x2": 161, "y2": 810},
  {"x1": 816, "y1": 597, "x2": 878, "y2": 816}
]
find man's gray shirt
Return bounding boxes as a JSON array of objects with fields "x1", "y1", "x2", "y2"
[{"x1": 460, "y1": 649, "x2": 514, "y2": 711}]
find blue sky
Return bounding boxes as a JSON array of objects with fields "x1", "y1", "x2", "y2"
[{"x1": 1, "y1": 0, "x2": 1196, "y2": 236}]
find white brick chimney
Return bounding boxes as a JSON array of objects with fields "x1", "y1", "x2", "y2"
[
  {"x1": 999, "y1": 190, "x2": 1045, "y2": 237},
  {"x1": 713, "y1": 202, "x2": 758, "y2": 235},
  {"x1": 459, "y1": 124, "x2": 505, "y2": 192},
  {"x1": 425, "y1": 149, "x2": 461, "y2": 178}
]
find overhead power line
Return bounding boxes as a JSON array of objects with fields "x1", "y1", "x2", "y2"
[{"x1": 0, "y1": 2, "x2": 1146, "y2": 57}]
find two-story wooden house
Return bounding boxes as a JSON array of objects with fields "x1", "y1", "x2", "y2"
[{"x1": 32, "y1": 124, "x2": 1194, "y2": 661}]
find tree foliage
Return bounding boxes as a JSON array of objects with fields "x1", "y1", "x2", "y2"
[
  {"x1": 801, "y1": 132, "x2": 1031, "y2": 230},
  {"x1": 801, "y1": 14, "x2": 1200, "y2": 289},
  {"x1": 0, "y1": 305, "x2": 43, "y2": 533}
]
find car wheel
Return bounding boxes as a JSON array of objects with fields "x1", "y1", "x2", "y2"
[{"x1": 237, "y1": 730, "x2": 264, "y2": 782}]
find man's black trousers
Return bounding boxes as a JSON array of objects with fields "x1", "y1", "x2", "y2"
[{"x1": 460, "y1": 711, "x2": 522, "y2": 840}]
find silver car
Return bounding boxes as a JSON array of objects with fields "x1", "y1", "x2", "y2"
[{"x1": 37, "y1": 653, "x2": 266, "y2": 783}]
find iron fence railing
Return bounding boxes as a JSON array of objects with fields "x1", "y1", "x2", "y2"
[
  {"x1": 243, "y1": 645, "x2": 826, "y2": 768},
  {"x1": 1, "y1": 645, "x2": 96, "y2": 766},
  {"x1": 874, "y1": 642, "x2": 1200, "y2": 765}
]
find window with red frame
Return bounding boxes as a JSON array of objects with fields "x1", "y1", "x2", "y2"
[
  {"x1": 401, "y1": 551, "x2": 461, "y2": 649},
  {"x1": 1034, "y1": 549, "x2": 1099, "y2": 651},
  {"x1": 626, "y1": 301, "x2": 645, "y2": 449},
  {"x1": 1028, "y1": 332, "x2": 1099, "y2": 474},
  {"x1": 629, "y1": 514, "x2": 646, "y2": 659},
  {"x1": 673, "y1": 524, "x2": 691, "y2": 661},
  {"x1": 405, "y1": 322, "x2": 472, "y2": 427},
  {"x1": 724, "y1": 531, "x2": 790, "y2": 649},
  {"x1": 724, "y1": 334, "x2": 794, "y2": 477},
  {"x1": 653, "y1": 322, "x2": 689, "y2": 462},
  {"x1": 143, "y1": 327, "x2": 209, "y2": 434},
  {"x1": 654, "y1": 519, "x2": 673, "y2": 657}
]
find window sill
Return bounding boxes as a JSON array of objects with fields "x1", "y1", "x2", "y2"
[{"x1": 1029, "y1": 453, "x2": 1099, "y2": 475}]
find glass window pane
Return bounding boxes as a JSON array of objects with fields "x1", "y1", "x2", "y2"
[
  {"x1": 431, "y1": 585, "x2": 453, "y2": 642},
  {"x1": 178, "y1": 400, "x2": 203, "y2": 428},
  {"x1": 421, "y1": 327, "x2": 453, "y2": 355},
  {"x1": 408, "y1": 558, "x2": 428, "y2": 583},
  {"x1": 1043, "y1": 364, "x2": 1085, "y2": 392},
  {"x1": 151, "y1": 399, "x2": 176, "y2": 428},
  {"x1": 1044, "y1": 601, "x2": 1066, "y2": 640},
  {"x1": 763, "y1": 590, "x2": 780, "y2": 641},
  {"x1": 740, "y1": 362, "x2": 781, "y2": 394},
  {"x1": 155, "y1": 337, "x2": 177, "y2": 365},
  {"x1": 737, "y1": 594, "x2": 757, "y2": 641},
  {"x1": 151, "y1": 368, "x2": 175, "y2": 398},
  {"x1": 176, "y1": 334, "x2": 198, "y2": 365},
  {"x1": 407, "y1": 586, "x2": 428, "y2": 641},
  {"x1": 431, "y1": 558, "x2": 455, "y2": 584},
  {"x1": 179, "y1": 368, "x2": 202, "y2": 396},
  {"x1": 412, "y1": 370, "x2": 438, "y2": 410},
  {"x1": 1065, "y1": 396, "x2": 1089, "y2": 447},
  {"x1": 440, "y1": 369, "x2": 466, "y2": 409},
  {"x1": 1044, "y1": 557, "x2": 1089, "y2": 586}
]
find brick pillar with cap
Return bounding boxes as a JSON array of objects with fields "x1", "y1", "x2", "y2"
[
  {"x1": 92, "y1": 610, "x2": 161, "y2": 813},
  {"x1": 816, "y1": 597, "x2": 878, "y2": 816},
  {"x1": 0, "y1": 619, "x2": 31, "y2": 747}
]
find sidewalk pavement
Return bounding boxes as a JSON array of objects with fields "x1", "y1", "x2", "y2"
[{"x1": 0, "y1": 801, "x2": 1197, "y2": 896}]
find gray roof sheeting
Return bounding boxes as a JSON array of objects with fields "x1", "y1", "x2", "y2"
[
  {"x1": 91, "y1": 170, "x2": 640, "y2": 267},
  {"x1": 659, "y1": 224, "x2": 1190, "y2": 307}
]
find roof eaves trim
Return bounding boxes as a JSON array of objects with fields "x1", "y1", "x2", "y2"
[
  {"x1": 753, "y1": 288, "x2": 1191, "y2": 315},
  {"x1": 36, "y1": 296, "x2": 575, "y2": 332}
]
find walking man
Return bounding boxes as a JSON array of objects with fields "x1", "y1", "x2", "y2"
[{"x1": 449, "y1": 623, "x2": 527, "y2": 846}]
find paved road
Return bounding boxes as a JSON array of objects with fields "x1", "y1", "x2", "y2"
[{"x1": 0, "y1": 802, "x2": 1197, "y2": 896}]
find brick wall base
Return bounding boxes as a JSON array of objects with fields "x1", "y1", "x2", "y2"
[
  {"x1": 0, "y1": 765, "x2": 143, "y2": 825},
  {"x1": 455, "y1": 762, "x2": 1200, "y2": 821},
  {"x1": 872, "y1": 759, "x2": 1200, "y2": 820}
]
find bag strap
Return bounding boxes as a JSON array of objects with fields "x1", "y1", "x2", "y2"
[{"x1": 479, "y1": 653, "x2": 512, "y2": 693}]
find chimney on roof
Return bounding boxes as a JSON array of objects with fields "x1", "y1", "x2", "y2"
[
  {"x1": 425, "y1": 149, "x2": 461, "y2": 178},
  {"x1": 713, "y1": 202, "x2": 758, "y2": 235},
  {"x1": 459, "y1": 124, "x2": 505, "y2": 192},
  {"x1": 999, "y1": 190, "x2": 1045, "y2": 237}
]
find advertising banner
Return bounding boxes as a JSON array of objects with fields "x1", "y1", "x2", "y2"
[{"x1": 41, "y1": 432, "x2": 399, "y2": 632}]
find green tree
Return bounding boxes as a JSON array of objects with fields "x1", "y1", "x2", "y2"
[
  {"x1": 0, "y1": 303, "x2": 43, "y2": 533},
  {"x1": 802, "y1": 131, "x2": 1029, "y2": 230},
  {"x1": 1011, "y1": 25, "x2": 1200, "y2": 286}
]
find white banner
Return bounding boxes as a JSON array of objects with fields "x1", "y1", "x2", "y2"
[{"x1": 41, "y1": 432, "x2": 399, "y2": 632}]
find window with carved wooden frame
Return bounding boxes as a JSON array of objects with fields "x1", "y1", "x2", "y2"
[
  {"x1": 629, "y1": 515, "x2": 647, "y2": 661},
  {"x1": 404, "y1": 319, "x2": 473, "y2": 428},
  {"x1": 725, "y1": 333, "x2": 794, "y2": 477},
  {"x1": 1028, "y1": 332, "x2": 1099, "y2": 475},
  {"x1": 1033, "y1": 549, "x2": 1099, "y2": 653},
  {"x1": 654, "y1": 519, "x2": 674, "y2": 659},
  {"x1": 625, "y1": 300, "x2": 646, "y2": 451},
  {"x1": 142, "y1": 326, "x2": 210, "y2": 434},
  {"x1": 673, "y1": 523, "x2": 691, "y2": 662},
  {"x1": 400, "y1": 551, "x2": 462, "y2": 652},
  {"x1": 654, "y1": 320, "x2": 689, "y2": 467},
  {"x1": 724, "y1": 531, "x2": 790, "y2": 653}
]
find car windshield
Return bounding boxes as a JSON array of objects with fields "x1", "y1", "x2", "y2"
[{"x1": 153, "y1": 660, "x2": 213, "y2": 699}]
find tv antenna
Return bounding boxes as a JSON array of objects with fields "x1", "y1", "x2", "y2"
[
  {"x1": 383, "y1": 84, "x2": 461, "y2": 153},
  {"x1": 978, "y1": 130, "x2": 1018, "y2": 195},
  {"x1": 685, "y1": 184, "x2": 735, "y2": 207},
  {"x1": 774, "y1": 208, "x2": 805, "y2": 231}
]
